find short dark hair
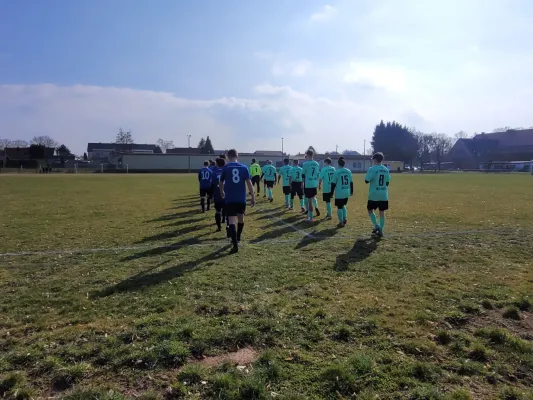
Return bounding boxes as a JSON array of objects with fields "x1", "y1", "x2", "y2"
[
  {"x1": 306, "y1": 149, "x2": 314, "y2": 157},
  {"x1": 203, "y1": 161, "x2": 209, "y2": 166},
  {"x1": 251, "y1": 158, "x2": 256, "y2": 163},
  {"x1": 215, "y1": 157, "x2": 225, "y2": 167},
  {"x1": 338, "y1": 156, "x2": 345, "y2": 167},
  {"x1": 292, "y1": 159, "x2": 299, "y2": 165},
  {"x1": 372, "y1": 152, "x2": 384, "y2": 163},
  {"x1": 324, "y1": 158, "x2": 332, "y2": 165},
  {"x1": 228, "y1": 149, "x2": 238, "y2": 158},
  {"x1": 219, "y1": 154, "x2": 226, "y2": 160},
  {"x1": 284, "y1": 158, "x2": 290, "y2": 164}
]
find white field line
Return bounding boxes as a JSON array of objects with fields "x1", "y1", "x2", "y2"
[{"x1": 0, "y1": 227, "x2": 528, "y2": 258}]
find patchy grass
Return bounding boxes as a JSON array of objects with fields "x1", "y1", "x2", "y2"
[{"x1": 1, "y1": 173, "x2": 533, "y2": 399}]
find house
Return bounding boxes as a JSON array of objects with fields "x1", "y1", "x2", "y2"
[
  {"x1": 0, "y1": 149, "x2": 5, "y2": 168},
  {"x1": 253, "y1": 150, "x2": 286, "y2": 157},
  {"x1": 87, "y1": 143, "x2": 159, "y2": 162},
  {"x1": 166, "y1": 147, "x2": 202, "y2": 155},
  {"x1": 447, "y1": 129, "x2": 533, "y2": 169}
]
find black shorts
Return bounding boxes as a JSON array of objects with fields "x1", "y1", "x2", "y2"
[
  {"x1": 304, "y1": 188, "x2": 318, "y2": 199},
  {"x1": 335, "y1": 198, "x2": 348, "y2": 208},
  {"x1": 367, "y1": 200, "x2": 389, "y2": 211},
  {"x1": 322, "y1": 192, "x2": 332, "y2": 202},
  {"x1": 265, "y1": 181, "x2": 274, "y2": 188},
  {"x1": 200, "y1": 189, "x2": 211, "y2": 197},
  {"x1": 252, "y1": 176, "x2": 261, "y2": 185},
  {"x1": 214, "y1": 201, "x2": 224, "y2": 212},
  {"x1": 283, "y1": 186, "x2": 291, "y2": 195},
  {"x1": 291, "y1": 182, "x2": 303, "y2": 197},
  {"x1": 225, "y1": 203, "x2": 246, "y2": 217}
]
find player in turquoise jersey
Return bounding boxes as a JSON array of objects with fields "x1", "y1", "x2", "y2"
[
  {"x1": 330, "y1": 157, "x2": 353, "y2": 227},
  {"x1": 261, "y1": 160, "x2": 277, "y2": 202},
  {"x1": 302, "y1": 149, "x2": 321, "y2": 222},
  {"x1": 277, "y1": 158, "x2": 293, "y2": 208},
  {"x1": 318, "y1": 158, "x2": 336, "y2": 219},
  {"x1": 365, "y1": 152, "x2": 391, "y2": 238},
  {"x1": 288, "y1": 159, "x2": 306, "y2": 212}
]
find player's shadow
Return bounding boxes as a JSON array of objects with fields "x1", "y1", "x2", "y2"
[
  {"x1": 96, "y1": 245, "x2": 232, "y2": 297},
  {"x1": 261, "y1": 214, "x2": 307, "y2": 230},
  {"x1": 146, "y1": 210, "x2": 199, "y2": 222},
  {"x1": 294, "y1": 227, "x2": 340, "y2": 250},
  {"x1": 161, "y1": 216, "x2": 204, "y2": 228},
  {"x1": 334, "y1": 238, "x2": 378, "y2": 271},
  {"x1": 250, "y1": 225, "x2": 301, "y2": 244},
  {"x1": 135, "y1": 223, "x2": 214, "y2": 244},
  {"x1": 255, "y1": 210, "x2": 288, "y2": 221}
]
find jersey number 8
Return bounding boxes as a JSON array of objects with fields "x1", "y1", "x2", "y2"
[
  {"x1": 232, "y1": 169, "x2": 240, "y2": 183},
  {"x1": 378, "y1": 174, "x2": 384, "y2": 186}
]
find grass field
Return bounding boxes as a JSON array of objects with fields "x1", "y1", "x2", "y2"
[{"x1": 1, "y1": 173, "x2": 532, "y2": 400}]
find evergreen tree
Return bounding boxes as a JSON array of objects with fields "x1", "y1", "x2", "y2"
[
  {"x1": 203, "y1": 136, "x2": 215, "y2": 154},
  {"x1": 198, "y1": 138, "x2": 206, "y2": 149},
  {"x1": 83, "y1": 152, "x2": 88, "y2": 161}
]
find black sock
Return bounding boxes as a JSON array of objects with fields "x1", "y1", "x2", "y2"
[
  {"x1": 237, "y1": 222, "x2": 244, "y2": 240},
  {"x1": 229, "y1": 224, "x2": 238, "y2": 247},
  {"x1": 207, "y1": 198, "x2": 210, "y2": 210},
  {"x1": 200, "y1": 198, "x2": 205, "y2": 211},
  {"x1": 221, "y1": 210, "x2": 226, "y2": 223},
  {"x1": 215, "y1": 213, "x2": 221, "y2": 229}
]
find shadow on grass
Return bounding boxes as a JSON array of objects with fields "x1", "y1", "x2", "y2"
[
  {"x1": 146, "y1": 210, "x2": 200, "y2": 222},
  {"x1": 135, "y1": 225, "x2": 203, "y2": 244},
  {"x1": 250, "y1": 225, "x2": 302, "y2": 244},
  {"x1": 123, "y1": 232, "x2": 216, "y2": 261},
  {"x1": 294, "y1": 227, "x2": 340, "y2": 250},
  {"x1": 334, "y1": 238, "x2": 378, "y2": 271},
  {"x1": 161, "y1": 216, "x2": 205, "y2": 228},
  {"x1": 95, "y1": 245, "x2": 232, "y2": 297}
]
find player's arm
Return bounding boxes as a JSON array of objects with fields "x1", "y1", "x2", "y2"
[
  {"x1": 364, "y1": 169, "x2": 372, "y2": 184},
  {"x1": 198, "y1": 171, "x2": 201, "y2": 182},
  {"x1": 245, "y1": 178, "x2": 255, "y2": 206},
  {"x1": 330, "y1": 172, "x2": 337, "y2": 193},
  {"x1": 218, "y1": 171, "x2": 225, "y2": 198},
  {"x1": 386, "y1": 171, "x2": 391, "y2": 186}
]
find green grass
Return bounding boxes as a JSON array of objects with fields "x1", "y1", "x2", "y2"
[{"x1": 1, "y1": 173, "x2": 533, "y2": 399}]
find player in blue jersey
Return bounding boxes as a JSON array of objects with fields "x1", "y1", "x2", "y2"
[
  {"x1": 198, "y1": 161, "x2": 213, "y2": 213},
  {"x1": 261, "y1": 160, "x2": 277, "y2": 202},
  {"x1": 302, "y1": 149, "x2": 321, "y2": 222},
  {"x1": 219, "y1": 149, "x2": 256, "y2": 253},
  {"x1": 212, "y1": 157, "x2": 227, "y2": 233}
]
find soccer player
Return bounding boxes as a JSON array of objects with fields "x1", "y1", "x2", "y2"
[
  {"x1": 249, "y1": 158, "x2": 262, "y2": 195},
  {"x1": 278, "y1": 158, "x2": 293, "y2": 208},
  {"x1": 212, "y1": 157, "x2": 227, "y2": 232},
  {"x1": 365, "y1": 152, "x2": 391, "y2": 238},
  {"x1": 219, "y1": 149, "x2": 255, "y2": 253},
  {"x1": 261, "y1": 160, "x2": 277, "y2": 202},
  {"x1": 330, "y1": 157, "x2": 353, "y2": 226},
  {"x1": 289, "y1": 159, "x2": 306, "y2": 212},
  {"x1": 302, "y1": 150, "x2": 321, "y2": 222},
  {"x1": 319, "y1": 158, "x2": 336, "y2": 219},
  {"x1": 198, "y1": 161, "x2": 213, "y2": 213}
]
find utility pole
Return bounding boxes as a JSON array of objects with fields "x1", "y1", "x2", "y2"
[
  {"x1": 336, "y1": 145, "x2": 338, "y2": 154},
  {"x1": 187, "y1": 135, "x2": 191, "y2": 148},
  {"x1": 364, "y1": 140, "x2": 366, "y2": 156},
  {"x1": 281, "y1": 138, "x2": 284, "y2": 162}
]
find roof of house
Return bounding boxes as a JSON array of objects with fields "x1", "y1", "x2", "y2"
[
  {"x1": 5, "y1": 147, "x2": 55, "y2": 159},
  {"x1": 87, "y1": 143, "x2": 158, "y2": 152},
  {"x1": 293, "y1": 153, "x2": 368, "y2": 160},
  {"x1": 166, "y1": 147, "x2": 202, "y2": 154},
  {"x1": 474, "y1": 129, "x2": 533, "y2": 148},
  {"x1": 253, "y1": 150, "x2": 286, "y2": 156}
]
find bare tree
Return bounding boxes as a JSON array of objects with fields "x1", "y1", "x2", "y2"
[
  {"x1": 454, "y1": 131, "x2": 470, "y2": 140},
  {"x1": 157, "y1": 138, "x2": 175, "y2": 153},
  {"x1": 31, "y1": 135, "x2": 58, "y2": 148},
  {"x1": 0, "y1": 139, "x2": 11, "y2": 149},
  {"x1": 433, "y1": 133, "x2": 453, "y2": 171},
  {"x1": 115, "y1": 128, "x2": 134, "y2": 144},
  {"x1": 492, "y1": 126, "x2": 511, "y2": 133},
  {"x1": 364, "y1": 147, "x2": 374, "y2": 156}
]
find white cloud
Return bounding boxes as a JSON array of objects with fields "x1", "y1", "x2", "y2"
[
  {"x1": 343, "y1": 62, "x2": 407, "y2": 92},
  {"x1": 271, "y1": 59, "x2": 313, "y2": 77},
  {"x1": 309, "y1": 5, "x2": 337, "y2": 22}
]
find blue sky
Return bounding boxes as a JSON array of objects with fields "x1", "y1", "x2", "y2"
[{"x1": 1, "y1": 0, "x2": 533, "y2": 155}]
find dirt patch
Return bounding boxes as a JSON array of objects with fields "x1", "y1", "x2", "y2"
[
  {"x1": 192, "y1": 347, "x2": 259, "y2": 368},
  {"x1": 466, "y1": 309, "x2": 533, "y2": 341}
]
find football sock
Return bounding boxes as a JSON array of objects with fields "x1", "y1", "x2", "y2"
[
  {"x1": 229, "y1": 224, "x2": 238, "y2": 247},
  {"x1": 379, "y1": 214, "x2": 385, "y2": 232},
  {"x1": 206, "y1": 198, "x2": 210, "y2": 210},
  {"x1": 342, "y1": 206, "x2": 347, "y2": 220},
  {"x1": 308, "y1": 209, "x2": 313, "y2": 219},
  {"x1": 268, "y1": 188, "x2": 273, "y2": 199},
  {"x1": 337, "y1": 209, "x2": 343, "y2": 223},
  {"x1": 326, "y1": 202, "x2": 332, "y2": 217},
  {"x1": 200, "y1": 198, "x2": 205, "y2": 211},
  {"x1": 290, "y1": 198, "x2": 294, "y2": 208},
  {"x1": 313, "y1": 197, "x2": 319, "y2": 209},
  {"x1": 237, "y1": 223, "x2": 244, "y2": 240},
  {"x1": 369, "y1": 212, "x2": 378, "y2": 227},
  {"x1": 285, "y1": 195, "x2": 290, "y2": 205},
  {"x1": 300, "y1": 199, "x2": 304, "y2": 208},
  {"x1": 215, "y1": 213, "x2": 221, "y2": 230}
]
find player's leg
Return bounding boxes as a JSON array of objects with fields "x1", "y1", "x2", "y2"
[
  {"x1": 306, "y1": 192, "x2": 314, "y2": 221},
  {"x1": 336, "y1": 200, "x2": 344, "y2": 225},
  {"x1": 324, "y1": 193, "x2": 332, "y2": 219},
  {"x1": 267, "y1": 182, "x2": 273, "y2": 201},
  {"x1": 226, "y1": 205, "x2": 239, "y2": 251},
  {"x1": 215, "y1": 203, "x2": 222, "y2": 231},
  {"x1": 263, "y1": 180, "x2": 267, "y2": 198},
  {"x1": 290, "y1": 186, "x2": 295, "y2": 210},
  {"x1": 367, "y1": 201, "x2": 380, "y2": 236},
  {"x1": 342, "y1": 199, "x2": 348, "y2": 224},
  {"x1": 200, "y1": 190, "x2": 206, "y2": 212},
  {"x1": 298, "y1": 189, "x2": 305, "y2": 213},
  {"x1": 313, "y1": 195, "x2": 320, "y2": 216},
  {"x1": 237, "y1": 212, "x2": 245, "y2": 242},
  {"x1": 377, "y1": 202, "x2": 388, "y2": 237}
]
